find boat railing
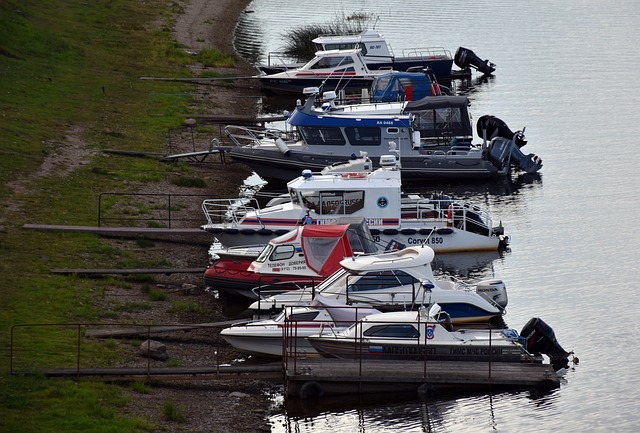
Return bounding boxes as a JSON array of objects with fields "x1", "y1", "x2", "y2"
[
  {"x1": 406, "y1": 198, "x2": 492, "y2": 234},
  {"x1": 224, "y1": 125, "x2": 297, "y2": 148},
  {"x1": 400, "y1": 47, "x2": 452, "y2": 60},
  {"x1": 263, "y1": 51, "x2": 299, "y2": 69},
  {"x1": 201, "y1": 197, "x2": 262, "y2": 227}
]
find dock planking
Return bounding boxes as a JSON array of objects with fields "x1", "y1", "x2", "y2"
[
  {"x1": 45, "y1": 363, "x2": 282, "y2": 379},
  {"x1": 284, "y1": 357, "x2": 560, "y2": 397},
  {"x1": 84, "y1": 320, "x2": 243, "y2": 338},
  {"x1": 51, "y1": 268, "x2": 205, "y2": 276},
  {"x1": 22, "y1": 224, "x2": 208, "y2": 236}
]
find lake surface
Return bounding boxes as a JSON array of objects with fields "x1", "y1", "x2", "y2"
[{"x1": 229, "y1": 1, "x2": 640, "y2": 431}]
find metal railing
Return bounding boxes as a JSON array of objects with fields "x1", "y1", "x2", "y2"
[
  {"x1": 9, "y1": 322, "x2": 224, "y2": 378},
  {"x1": 98, "y1": 193, "x2": 215, "y2": 228},
  {"x1": 201, "y1": 197, "x2": 262, "y2": 227}
]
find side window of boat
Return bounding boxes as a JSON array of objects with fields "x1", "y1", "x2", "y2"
[
  {"x1": 270, "y1": 245, "x2": 295, "y2": 261},
  {"x1": 356, "y1": 42, "x2": 368, "y2": 56},
  {"x1": 363, "y1": 324, "x2": 420, "y2": 338},
  {"x1": 393, "y1": 270, "x2": 419, "y2": 286},
  {"x1": 344, "y1": 127, "x2": 381, "y2": 146},
  {"x1": 300, "y1": 127, "x2": 345, "y2": 146},
  {"x1": 289, "y1": 311, "x2": 320, "y2": 322},
  {"x1": 349, "y1": 271, "x2": 396, "y2": 292},
  {"x1": 317, "y1": 190, "x2": 365, "y2": 215},
  {"x1": 311, "y1": 56, "x2": 353, "y2": 69}
]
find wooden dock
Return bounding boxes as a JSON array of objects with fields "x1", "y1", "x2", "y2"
[
  {"x1": 83, "y1": 320, "x2": 243, "y2": 338},
  {"x1": 45, "y1": 363, "x2": 282, "y2": 381},
  {"x1": 51, "y1": 268, "x2": 205, "y2": 276},
  {"x1": 284, "y1": 357, "x2": 560, "y2": 398},
  {"x1": 22, "y1": 224, "x2": 209, "y2": 236}
]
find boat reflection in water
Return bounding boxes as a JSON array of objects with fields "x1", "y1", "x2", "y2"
[{"x1": 277, "y1": 386, "x2": 562, "y2": 432}]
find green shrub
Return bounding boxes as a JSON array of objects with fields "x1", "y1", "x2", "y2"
[{"x1": 162, "y1": 400, "x2": 186, "y2": 422}]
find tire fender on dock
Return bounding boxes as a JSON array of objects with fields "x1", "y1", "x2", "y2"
[{"x1": 299, "y1": 381, "x2": 324, "y2": 399}]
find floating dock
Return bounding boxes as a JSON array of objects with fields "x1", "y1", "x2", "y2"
[{"x1": 284, "y1": 357, "x2": 560, "y2": 398}]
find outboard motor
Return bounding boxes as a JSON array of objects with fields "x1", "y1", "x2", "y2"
[
  {"x1": 454, "y1": 47, "x2": 496, "y2": 75},
  {"x1": 477, "y1": 115, "x2": 527, "y2": 148},
  {"x1": 476, "y1": 279, "x2": 508, "y2": 309},
  {"x1": 520, "y1": 318, "x2": 571, "y2": 370}
]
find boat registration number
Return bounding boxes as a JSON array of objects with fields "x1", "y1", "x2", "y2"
[{"x1": 373, "y1": 236, "x2": 444, "y2": 245}]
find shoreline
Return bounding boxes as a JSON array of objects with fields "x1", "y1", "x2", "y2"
[{"x1": 174, "y1": 0, "x2": 254, "y2": 61}]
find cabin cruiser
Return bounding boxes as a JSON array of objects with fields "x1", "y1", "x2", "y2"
[
  {"x1": 204, "y1": 219, "x2": 378, "y2": 300},
  {"x1": 221, "y1": 89, "x2": 542, "y2": 184},
  {"x1": 306, "y1": 303, "x2": 573, "y2": 370},
  {"x1": 249, "y1": 245, "x2": 509, "y2": 328},
  {"x1": 258, "y1": 49, "x2": 391, "y2": 95},
  {"x1": 257, "y1": 29, "x2": 495, "y2": 79},
  {"x1": 220, "y1": 295, "x2": 380, "y2": 357},
  {"x1": 201, "y1": 154, "x2": 509, "y2": 252}
]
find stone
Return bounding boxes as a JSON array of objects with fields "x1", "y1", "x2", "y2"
[{"x1": 139, "y1": 339, "x2": 169, "y2": 361}]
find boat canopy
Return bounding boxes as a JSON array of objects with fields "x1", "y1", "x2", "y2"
[
  {"x1": 404, "y1": 95, "x2": 473, "y2": 138},
  {"x1": 301, "y1": 219, "x2": 377, "y2": 275}
]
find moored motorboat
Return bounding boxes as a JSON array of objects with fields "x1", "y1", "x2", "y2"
[
  {"x1": 307, "y1": 304, "x2": 573, "y2": 370},
  {"x1": 258, "y1": 49, "x2": 390, "y2": 95},
  {"x1": 201, "y1": 154, "x2": 509, "y2": 253},
  {"x1": 204, "y1": 218, "x2": 378, "y2": 300},
  {"x1": 249, "y1": 245, "x2": 509, "y2": 328},
  {"x1": 220, "y1": 295, "x2": 380, "y2": 357},
  {"x1": 257, "y1": 29, "x2": 494, "y2": 79},
  {"x1": 221, "y1": 89, "x2": 542, "y2": 184}
]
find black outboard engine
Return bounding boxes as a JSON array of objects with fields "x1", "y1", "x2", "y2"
[
  {"x1": 520, "y1": 318, "x2": 571, "y2": 370},
  {"x1": 454, "y1": 47, "x2": 496, "y2": 75},
  {"x1": 477, "y1": 115, "x2": 527, "y2": 148}
]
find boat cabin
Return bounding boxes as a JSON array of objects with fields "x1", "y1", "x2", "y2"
[{"x1": 285, "y1": 158, "x2": 402, "y2": 227}]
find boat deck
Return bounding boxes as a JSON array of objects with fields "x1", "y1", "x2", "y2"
[{"x1": 284, "y1": 357, "x2": 560, "y2": 398}]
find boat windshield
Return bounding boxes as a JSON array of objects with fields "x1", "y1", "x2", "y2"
[
  {"x1": 309, "y1": 55, "x2": 354, "y2": 70},
  {"x1": 316, "y1": 268, "x2": 349, "y2": 294},
  {"x1": 255, "y1": 244, "x2": 275, "y2": 263},
  {"x1": 289, "y1": 188, "x2": 300, "y2": 206}
]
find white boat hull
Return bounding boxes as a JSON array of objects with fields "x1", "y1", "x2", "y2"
[{"x1": 209, "y1": 225, "x2": 500, "y2": 253}]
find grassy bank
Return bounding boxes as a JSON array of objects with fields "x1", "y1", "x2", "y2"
[{"x1": 0, "y1": 1, "x2": 240, "y2": 431}]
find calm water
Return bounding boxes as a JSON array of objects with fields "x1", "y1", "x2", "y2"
[{"x1": 231, "y1": 1, "x2": 640, "y2": 431}]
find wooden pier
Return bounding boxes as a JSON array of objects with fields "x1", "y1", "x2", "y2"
[
  {"x1": 22, "y1": 223, "x2": 208, "y2": 236},
  {"x1": 45, "y1": 363, "x2": 282, "y2": 381},
  {"x1": 284, "y1": 357, "x2": 560, "y2": 398},
  {"x1": 51, "y1": 267, "x2": 205, "y2": 276}
]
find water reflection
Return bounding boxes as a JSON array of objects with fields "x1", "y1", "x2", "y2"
[{"x1": 270, "y1": 387, "x2": 562, "y2": 433}]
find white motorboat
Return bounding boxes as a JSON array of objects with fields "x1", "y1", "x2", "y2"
[
  {"x1": 201, "y1": 154, "x2": 509, "y2": 252},
  {"x1": 307, "y1": 304, "x2": 573, "y2": 370},
  {"x1": 257, "y1": 29, "x2": 495, "y2": 79},
  {"x1": 220, "y1": 295, "x2": 379, "y2": 357},
  {"x1": 248, "y1": 245, "x2": 509, "y2": 328},
  {"x1": 258, "y1": 49, "x2": 390, "y2": 95}
]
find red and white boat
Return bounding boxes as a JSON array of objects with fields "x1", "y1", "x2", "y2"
[{"x1": 204, "y1": 219, "x2": 378, "y2": 300}]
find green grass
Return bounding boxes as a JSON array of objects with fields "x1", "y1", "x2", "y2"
[
  {"x1": 0, "y1": 0, "x2": 236, "y2": 431},
  {"x1": 0, "y1": 377, "x2": 152, "y2": 431},
  {"x1": 162, "y1": 399, "x2": 186, "y2": 422},
  {"x1": 168, "y1": 300, "x2": 205, "y2": 315},
  {"x1": 197, "y1": 47, "x2": 235, "y2": 68}
]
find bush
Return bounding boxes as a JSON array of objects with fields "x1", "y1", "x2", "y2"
[{"x1": 281, "y1": 11, "x2": 378, "y2": 60}]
